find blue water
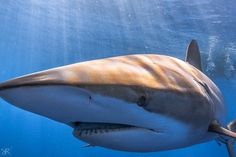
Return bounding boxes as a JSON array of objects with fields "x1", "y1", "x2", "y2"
[{"x1": 0, "y1": 0, "x2": 236, "y2": 156}]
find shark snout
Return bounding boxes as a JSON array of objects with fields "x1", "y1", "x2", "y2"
[
  {"x1": 0, "y1": 66, "x2": 95, "y2": 123},
  {"x1": 0, "y1": 67, "x2": 80, "y2": 91}
]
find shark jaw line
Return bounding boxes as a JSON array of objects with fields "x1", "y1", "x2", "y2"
[
  {"x1": 72, "y1": 121, "x2": 170, "y2": 152},
  {"x1": 72, "y1": 122, "x2": 160, "y2": 137}
]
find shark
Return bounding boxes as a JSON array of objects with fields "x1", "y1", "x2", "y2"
[{"x1": 0, "y1": 40, "x2": 236, "y2": 156}]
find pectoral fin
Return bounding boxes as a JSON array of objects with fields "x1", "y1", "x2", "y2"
[
  {"x1": 208, "y1": 121, "x2": 236, "y2": 139},
  {"x1": 226, "y1": 140, "x2": 235, "y2": 157},
  {"x1": 208, "y1": 120, "x2": 236, "y2": 157}
]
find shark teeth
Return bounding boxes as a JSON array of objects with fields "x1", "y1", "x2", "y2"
[
  {"x1": 73, "y1": 122, "x2": 161, "y2": 137},
  {"x1": 73, "y1": 122, "x2": 135, "y2": 136}
]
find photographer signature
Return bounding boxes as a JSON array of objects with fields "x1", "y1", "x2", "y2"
[{"x1": 0, "y1": 148, "x2": 11, "y2": 156}]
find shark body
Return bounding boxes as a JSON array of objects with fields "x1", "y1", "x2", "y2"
[{"x1": 0, "y1": 40, "x2": 235, "y2": 155}]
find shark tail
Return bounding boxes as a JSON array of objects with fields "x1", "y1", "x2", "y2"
[{"x1": 209, "y1": 120, "x2": 236, "y2": 157}]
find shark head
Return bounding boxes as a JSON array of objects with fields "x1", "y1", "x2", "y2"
[{"x1": 0, "y1": 41, "x2": 226, "y2": 152}]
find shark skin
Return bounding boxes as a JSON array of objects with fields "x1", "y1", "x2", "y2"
[{"x1": 0, "y1": 54, "x2": 226, "y2": 152}]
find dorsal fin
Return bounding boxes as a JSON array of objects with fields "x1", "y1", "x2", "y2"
[{"x1": 185, "y1": 40, "x2": 202, "y2": 71}]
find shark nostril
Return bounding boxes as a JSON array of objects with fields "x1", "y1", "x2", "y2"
[{"x1": 137, "y1": 95, "x2": 147, "y2": 107}]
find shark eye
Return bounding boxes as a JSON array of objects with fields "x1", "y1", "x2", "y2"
[{"x1": 137, "y1": 95, "x2": 147, "y2": 107}]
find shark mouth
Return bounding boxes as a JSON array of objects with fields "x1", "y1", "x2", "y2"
[
  {"x1": 72, "y1": 122, "x2": 157, "y2": 137},
  {"x1": 71, "y1": 121, "x2": 168, "y2": 152}
]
